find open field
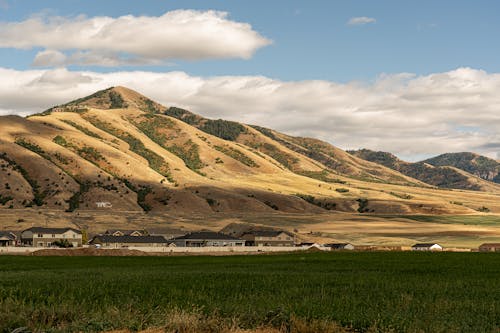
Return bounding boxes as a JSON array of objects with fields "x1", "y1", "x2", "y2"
[{"x1": 1, "y1": 252, "x2": 500, "y2": 332}]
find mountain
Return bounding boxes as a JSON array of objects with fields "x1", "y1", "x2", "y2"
[
  {"x1": 348, "y1": 149, "x2": 500, "y2": 192},
  {"x1": 0, "y1": 86, "x2": 499, "y2": 220},
  {"x1": 423, "y1": 153, "x2": 500, "y2": 183}
]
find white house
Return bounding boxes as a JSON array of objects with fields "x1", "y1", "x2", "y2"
[{"x1": 411, "y1": 243, "x2": 443, "y2": 251}]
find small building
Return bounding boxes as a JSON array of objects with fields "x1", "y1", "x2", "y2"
[
  {"x1": 88, "y1": 235, "x2": 170, "y2": 248},
  {"x1": 0, "y1": 231, "x2": 17, "y2": 247},
  {"x1": 241, "y1": 230, "x2": 295, "y2": 247},
  {"x1": 21, "y1": 227, "x2": 82, "y2": 247},
  {"x1": 324, "y1": 243, "x2": 355, "y2": 250},
  {"x1": 171, "y1": 231, "x2": 245, "y2": 247},
  {"x1": 478, "y1": 243, "x2": 500, "y2": 252},
  {"x1": 411, "y1": 243, "x2": 443, "y2": 251}
]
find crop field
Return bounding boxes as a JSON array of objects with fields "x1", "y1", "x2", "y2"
[{"x1": 1, "y1": 252, "x2": 500, "y2": 333}]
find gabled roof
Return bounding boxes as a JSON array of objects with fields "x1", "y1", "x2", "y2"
[
  {"x1": 0, "y1": 231, "x2": 16, "y2": 240},
  {"x1": 104, "y1": 229, "x2": 146, "y2": 236},
  {"x1": 90, "y1": 235, "x2": 169, "y2": 244},
  {"x1": 22, "y1": 227, "x2": 81, "y2": 234},
  {"x1": 172, "y1": 231, "x2": 243, "y2": 241},
  {"x1": 479, "y1": 243, "x2": 500, "y2": 247},
  {"x1": 412, "y1": 243, "x2": 441, "y2": 247},
  {"x1": 241, "y1": 230, "x2": 292, "y2": 237}
]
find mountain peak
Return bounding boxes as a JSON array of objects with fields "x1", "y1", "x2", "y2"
[{"x1": 40, "y1": 86, "x2": 167, "y2": 115}]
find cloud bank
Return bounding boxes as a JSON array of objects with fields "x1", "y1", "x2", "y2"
[
  {"x1": 347, "y1": 17, "x2": 376, "y2": 26},
  {"x1": 0, "y1": 10, "x2": 271, "y2": 66},
  {"x1": 0, "y1": 67, "x2": 499, "y2": 161}
]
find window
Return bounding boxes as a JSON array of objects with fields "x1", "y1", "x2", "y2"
[{"x1": 52, "y1": 234, "x2": 55, "y2": 238}]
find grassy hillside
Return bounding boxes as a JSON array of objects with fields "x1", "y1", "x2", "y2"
[{"x1": 1, "y1": 86, "x2": 500, "y2": 223}]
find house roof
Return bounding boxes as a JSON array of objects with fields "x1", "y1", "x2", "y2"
[
  {"x1": 104, "y1": 229, "x2": 146, "y2": 236},
  {"x1": 479, "y1": 243, "x2": 500, "y2": 247},
  {"x1": 241, "y1": 230, "x2": 291, "y2": 237},
  {"x1": 0, "y1": 231, "x2": 16, "y2": 240},
  {"x1": 172, "y1": 231, "x2": 243, "y2": 241},
  {"x1": 90, "y1": 235, "x2": 169, "y2": 244},
  {"x1": 22, "y1": 227, "x2": 82, "y2": 234},
  {"x1": 412, "y1": 243, "x2": 441, "y2": 248}
]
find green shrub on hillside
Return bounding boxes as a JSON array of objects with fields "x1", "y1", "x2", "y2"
[
  {"x1": 200, "y1": 119, "x2": 246, "y2": 141},
  {"x1": 213, "y1": 145, "x2": 258, "y2": 168}
]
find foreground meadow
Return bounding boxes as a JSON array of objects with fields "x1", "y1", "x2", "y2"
[{"x1": 1, "y1": 252, "x2": 500, "y2": 332}]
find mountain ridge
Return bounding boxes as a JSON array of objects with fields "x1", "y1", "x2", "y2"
[{"x1": 1, "y1": 86, "x2": 499, "y2": 218}]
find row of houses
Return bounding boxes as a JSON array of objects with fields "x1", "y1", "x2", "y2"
[
  {"x1": 88, "y1": 230, "x2": 296, "y2": 248},
  {"x1": 3, "y1": 227, "x2": 500, "y2": 252}
]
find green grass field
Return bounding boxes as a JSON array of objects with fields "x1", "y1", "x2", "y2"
[{"x1": 1, "y1": 252, "x2": 500, "y2": 332}]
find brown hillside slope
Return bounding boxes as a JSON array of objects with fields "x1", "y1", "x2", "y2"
[{"x1": 1, "y1": 87, "x2": 499, "y2": 219}]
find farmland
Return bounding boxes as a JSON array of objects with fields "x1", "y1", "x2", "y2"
[{"x1": 1, "y1": 252, "x2": 500, "y2": 332}]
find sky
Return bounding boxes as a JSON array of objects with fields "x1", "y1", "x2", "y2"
[{"x1": 0, "y1": 0, "x2": 500, "y2": 161}]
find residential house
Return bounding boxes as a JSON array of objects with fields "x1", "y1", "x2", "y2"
[
  {"x1": 21, "y1": 227, "x2": 82, "y2": 247},
  {"x1": 88, "y1": 235, "x2": 170, "y2": 248},
  {"x1": 241, "y1": 230, "x2": 295, "y2": 246},
  {"x1": 411, "y1": 243, "x2": 443, "y2": 251},
  {"x1": 171, "y1": 231, "x2": 245, "y2": 247},
  {"x1": 0, "y1": 231, "x2": 17, "y2": 247},
  {"x1": 324, "y1": 243, "x2": 355, "y2": 250},
  {"x1": 478, "y1": 243, "x2": 500, "y2": 252}
]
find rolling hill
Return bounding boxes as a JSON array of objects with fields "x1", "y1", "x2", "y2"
[
  {"x1": 349, "y1": 149, "x2": 500, "y2": 192},
  {"x1": 423, "y1": 152, "x2": 500, "y2": 183},
  {"x1": 1, "y1": 86, "x2": 500, "y2": 225}
]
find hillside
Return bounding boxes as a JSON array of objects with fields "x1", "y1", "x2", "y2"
[
  {"x1": 1, "y1": 86, "x2": 500, "y2": 225},
  {"x1": 348, "y1": 149, "x2": 500, "y2": 192},
  {"x1": 423, "y1": 152, "x2": 500, "y2": 183}
]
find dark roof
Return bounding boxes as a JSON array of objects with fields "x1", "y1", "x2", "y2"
[
  {"x1": 324, "y1": 243, "x2": 353, "y2": 248},
  {"x1": 22, "y1": 227, "x2": 81, "y2": 234},
  {"x1": 90, "y1": 235, "x2": 169, "y2": 244},
  {"x1": 0, "y1": 231, "x2": 16, "y2": 240},
  {"x1": 479, "y1": 243, "x2": 500, "y2": 247},
  {"x1": 412, "y1": 243, "x2": 441, "y2": 247},
  {"x1": 173, "y1": 231, "x2": 243, "y2": 241},
  {"x1": 241, "y1": 230, "x2": 291, "y2": 237}
]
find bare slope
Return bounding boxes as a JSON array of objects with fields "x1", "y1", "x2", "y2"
[{"x1": 1, "y1": 86, "x2": 500, "y2": 219}]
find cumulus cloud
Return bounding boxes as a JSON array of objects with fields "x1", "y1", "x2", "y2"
[
  {"x1": 0, "y1": 10, "x2": 271, "y2": 66},
  {"x1": 1, "y1": 67, "x2": 500, "y2": 161},
  {"x1": 347, "y1": 17, "x2": 376, "y2": 26}
]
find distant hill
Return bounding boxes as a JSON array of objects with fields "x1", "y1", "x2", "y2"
[
  {"x1": 348, "y1": 149, "x2": 500, "y2": 192},
  {"x1": 423, "y1": 153, "x2": 500, "y2": 183},
  {"x1": 0, "y1": 86, "x2": 499, "y2": 218}
]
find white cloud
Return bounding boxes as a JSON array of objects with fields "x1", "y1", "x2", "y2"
[
  {"x1": 0, "y1": 10, "x2": 271, "y2": 66},
  {"x1": 347, "y1": 17, "x2": 376, "y2": 26},
  {"x1": 1, "y1": 67, "x2": 500, "y2": 161}
]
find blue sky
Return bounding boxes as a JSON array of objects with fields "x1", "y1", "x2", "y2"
[
  {"x1": 1, "y1": 0, "x2": 500, "y2": 160},
  {"x1": 1, "y1": 0, "x2": 500, "y2": 82}
]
